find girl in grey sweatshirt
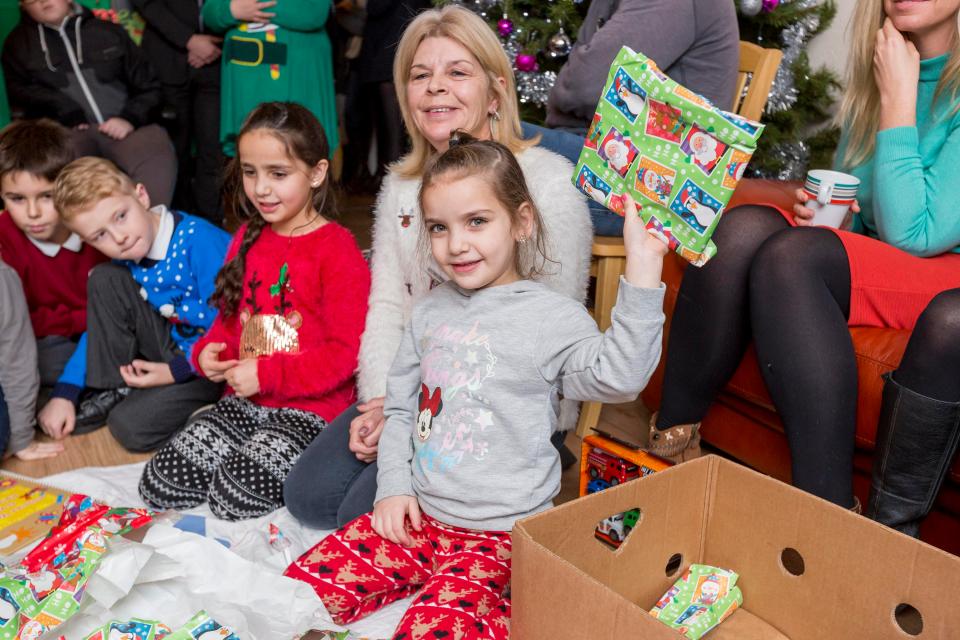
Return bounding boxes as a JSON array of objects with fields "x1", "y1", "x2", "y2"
[{"x1": 285, "y1": 135, "x2": 667, "y2": 637}]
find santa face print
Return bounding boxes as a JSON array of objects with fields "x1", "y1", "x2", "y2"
[
  {"x1": 681, "y1": 126, "x2": 728, "y2": 175},
  {"x1": 598, "y1": 128, "x2": 639, "y2": 177}
]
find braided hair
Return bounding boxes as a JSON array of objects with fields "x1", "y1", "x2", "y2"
[{"x1": 210, "y1": 102, "x2": 335, "y2": 316}]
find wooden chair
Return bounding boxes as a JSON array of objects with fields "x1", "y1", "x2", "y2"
[{"x1": 576, "y1": 41, "x2": 784, "y2": 436}]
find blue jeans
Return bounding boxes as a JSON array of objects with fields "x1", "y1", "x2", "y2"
[
  {"x1": 522, "y1": 121, "x2": 624, "y2": 237},
  {"x1": 283, "y1": 401, "x2": 378, "y2": 529},
  {"x1": 0, "y1": 386, "x2": 10, "y2": 456}
]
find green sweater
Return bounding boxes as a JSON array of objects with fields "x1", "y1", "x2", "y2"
[
  {"x1": 837, "y1": 54, "x2": 960, "y2": 257},
  {"x1": 201, "y1": 0, "x2": 338, "y2": 157}
]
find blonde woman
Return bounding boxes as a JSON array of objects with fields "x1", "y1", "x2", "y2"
[
  {"x1": 285, "y1": 5, "x2": 592, "y2": 529},
  {"x1": 650, "y1": 0, "x2": 960, "y2": 519}
]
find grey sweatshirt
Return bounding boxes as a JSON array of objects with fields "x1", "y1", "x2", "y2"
[
  {"x1": 376, "y1": 277, "x2": 665, "y2": 532},
  {"x1": 546, "y1": 0, "x2": 740, "y2": 131},
  {"x1": 0, "y1": 262, "x2": 39, "y2": 454}
]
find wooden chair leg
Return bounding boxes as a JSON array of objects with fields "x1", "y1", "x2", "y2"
[
  {"x1": 595, "y1": 256, "x2": 625, "y2": 331},
  {"x1": 577, "y1": 401, "x2": 602, "y2": 437}
]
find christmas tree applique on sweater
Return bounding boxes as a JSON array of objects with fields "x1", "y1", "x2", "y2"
[{"x1": 239, "y1": 263, "x2": 302, "y2": 358}]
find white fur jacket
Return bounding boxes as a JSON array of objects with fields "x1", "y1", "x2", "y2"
[{"x1": 358, "y1": 145, "x2": 593, "y2": 402}]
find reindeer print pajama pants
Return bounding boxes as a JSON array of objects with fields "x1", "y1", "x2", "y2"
[
  {"x1": 285, "y1": 513, "x2": 511, "y2": 640},
  {"x1": 139, "y1": 395, "x2": 325, "y2": 521}
]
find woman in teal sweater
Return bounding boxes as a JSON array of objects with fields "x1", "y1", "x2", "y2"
[
  {"x1": 201, "y1": 0, "x2": 338, "y2": 156},
  {"x1": 648, "y1": 0, "x2": 960, "y2": 531}
]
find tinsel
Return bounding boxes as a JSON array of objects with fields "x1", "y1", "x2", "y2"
[
  {"x1": 765, "y1": 0, "x2": 821, "y2": 113},
  {"x1": 502, "y1": 30, "x2": 557, "y2": 106}
]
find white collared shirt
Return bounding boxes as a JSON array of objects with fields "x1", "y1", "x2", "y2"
[
  {"x1": 143, "y1": 205, "x2": 175, "y2": 262},
  {"x1": 27, "y1": 232, "x2": 83, "y2": 257}
]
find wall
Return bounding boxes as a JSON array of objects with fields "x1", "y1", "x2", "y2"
[{"x1": 806, "y1": 0, "x2": 856, "y2": 91}]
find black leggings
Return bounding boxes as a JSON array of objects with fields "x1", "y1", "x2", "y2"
[
  {"x1": 895, "y1": 288, "x2": 960, "y2": 403},
  {"x1": 658, "y1": 205, "x2": 857, "y2": 506}
]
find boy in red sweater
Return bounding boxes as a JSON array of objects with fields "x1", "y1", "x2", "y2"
[{"x1": 0, "y1": 119, "x2": 107, "y2": 457}]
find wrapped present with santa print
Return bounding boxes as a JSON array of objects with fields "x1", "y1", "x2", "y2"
[{"x1": 572, "y1": 47, "x2": 765, "y2": 266}]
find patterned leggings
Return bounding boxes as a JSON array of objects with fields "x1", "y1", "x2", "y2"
[
  {"x1": 139, "y1": 395, "x2": 325, "y2": 521},
  {"x1": 285, "y1": 513, "x2": 511, "y2": 640}
]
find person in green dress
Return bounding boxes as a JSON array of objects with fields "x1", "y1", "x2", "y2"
[{"x1": 201, "y1": 0, "x2": 338, "y2": 156}]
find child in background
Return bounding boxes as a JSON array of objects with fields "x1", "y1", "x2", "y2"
[
  {"x1": 139, "y1": 102, "x2": 370, "y2": 521},
  {"x1": 284, "y1": 134, "x2": 667, "y2": 638},
  {"x1": 0, "y1": 262, "x2": 64, "y2": 460},
  {"x1": 2, "y1": 0, "x2": 177, "y2": 205},
  {"x1": 0, "y1": 119, "x2": 109, "y2": 436},
  {"x1": 39, "y1": 158, "x2": 229, "y2": 451}
]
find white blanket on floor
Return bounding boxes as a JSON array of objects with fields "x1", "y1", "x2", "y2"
[{"x1": 38, "y1": 463, "x2": 409, "y2": 639}]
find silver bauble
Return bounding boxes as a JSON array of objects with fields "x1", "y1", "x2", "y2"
[
  {"x1": 739, "y1": 0, "x2": 763, "y2": 16},
  {"x1": 547, "y1": 28, "x2": 572, "y2": 58}
]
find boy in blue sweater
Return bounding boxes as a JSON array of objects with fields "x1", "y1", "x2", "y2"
[{"x1": 38, "y1": 157, "x2": 229, "y2": 451}]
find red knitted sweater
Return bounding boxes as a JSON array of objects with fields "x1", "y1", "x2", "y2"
[
  {"x1": 0, "y1": 212, "x2": 107, "y2": 338},
  {"x1": 193, "y1": 221, "x2": 370, "y2": 420}
]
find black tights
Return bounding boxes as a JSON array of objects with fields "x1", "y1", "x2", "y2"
[
  {"x1": 895, "y1": 288, "x2": 960, "y2": 403},
  {"x1": 657, "y1": 205, "x2": 857, "y2": 506}
]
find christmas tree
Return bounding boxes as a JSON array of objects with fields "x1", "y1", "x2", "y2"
[{"x1": 737, "y1": 0, "x2": 841, "y2": 179}]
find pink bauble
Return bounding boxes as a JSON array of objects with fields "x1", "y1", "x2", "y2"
[
  {"x1": 515, "y1": 53, "x2": 538, "y2": 72},
  {"x1": 761, "y1": 0, "x2": 779, "y2": 12},
  {"x1": 497, "y1": 18, "x2": 514, "y2": 37}
]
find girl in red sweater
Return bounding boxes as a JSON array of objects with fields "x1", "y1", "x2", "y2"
[{"x1": 139, "y1": 103, "x2": 371, "y2": 521}]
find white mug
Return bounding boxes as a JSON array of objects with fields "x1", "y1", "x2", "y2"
[{"x1": 804, "y1": 169, "x2": 860, "y2": 228}]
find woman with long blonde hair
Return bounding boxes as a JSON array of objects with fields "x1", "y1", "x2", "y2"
[
  {"x1": 649, "y1": 0, "x2": 960, "y2": 533},
  {"x1": 284, "y1": 5, "x2": 592, "y2": 529}
]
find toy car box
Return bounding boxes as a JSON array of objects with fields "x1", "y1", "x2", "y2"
[{"x1": 514, "y1": 455, "x2": 960, "y2": 639}]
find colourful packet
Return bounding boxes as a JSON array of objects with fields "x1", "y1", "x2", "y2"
[
  {"x1": 164, "y1": 610, "x2": 240, "y2": 640},
  {"x1": 649, "y1": 564, "x2": 743, "y2": 639},
  {"x1": 573, "y1": 47, "x2": 765, "y2": 266}
]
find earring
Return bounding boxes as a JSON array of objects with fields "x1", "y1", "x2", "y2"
[
  {"x1": 311, "y1": 180, "x2": 321, "y2": 188},
  {"x1": 518, "y1": 233, "x2": 527, "y2": 244},
  {"x1": 490, "y1": 109, "x2": 501, "y2": 121}
]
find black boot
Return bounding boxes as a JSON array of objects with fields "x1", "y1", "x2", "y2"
[{"x1": 866, "y1": 373, "x2": 960, "y2": 537}]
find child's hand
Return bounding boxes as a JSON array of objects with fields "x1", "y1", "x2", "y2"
[
  {"x1": 224, "y1": 359, "x2": 260, "y2": 397},
  {"x1": 622, "y1": 193, "x2": 668, "y2": 289},
  {"x1": 37, "y1": 398, "x2": 76, "y2": 440},
  {"x1": 230, "y1": 0, "x2": 276, "y2": 22},
  {"x1": 198, "y1": 342, "x2": 239, "y2": 381},
  {"x1": 13, "y1": 441, "x2": 65, "y2": 461},
  {"x1": 349, "y1": 397, "x2": 386, "y2": 462},
  {"x1": 99, "y1": 117, "x2": 134, "y2": 141},
  {"x1": 119, "y1": 360, "x2": 174, "y2": 388},
  {"x1": 372, "y1": 495, "x2": 422, "y2": 547}
]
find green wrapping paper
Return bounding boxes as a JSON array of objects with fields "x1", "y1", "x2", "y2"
[
  {"x1": 572, "y1": 47, "x2": 765, "y2": 266},
  {"x1": 649, "y1": 564, "x2": 743, "y2": 639}
]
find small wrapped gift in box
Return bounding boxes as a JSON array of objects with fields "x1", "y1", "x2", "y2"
[{"x1": 573, "y1": 47, "x2": 765, "y2": 266}]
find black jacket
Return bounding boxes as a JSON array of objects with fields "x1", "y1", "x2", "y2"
[
  {"x1": 357, "y1": 0, "x2": 430, "y2": 84},
  {"x1": 1, "y1": 6, "x2": 163, "y2": 127},
  {"x1": 130, "y1": 0, "x2": 214, "y2": 85}
]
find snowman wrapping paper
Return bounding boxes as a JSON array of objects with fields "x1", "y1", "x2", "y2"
[{"x1": 573, "y1": 47, "x2": 765, "y2": 266}]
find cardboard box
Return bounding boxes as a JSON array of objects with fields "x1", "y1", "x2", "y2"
[{"x1": 514, "y1": 455, "x2": 960, "y2": 639}]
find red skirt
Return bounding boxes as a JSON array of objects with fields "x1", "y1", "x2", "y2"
[{"x1": 759, "y1": 203, "x2": 960, "y2": 330}]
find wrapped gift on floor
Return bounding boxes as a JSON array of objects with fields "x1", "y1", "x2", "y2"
[
  {"x1": 649, "y1": 564, "x2": 743, "y2": 639},
  {"x1": 573, "y1": 47, "x2": 765, "y2": 266}
]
